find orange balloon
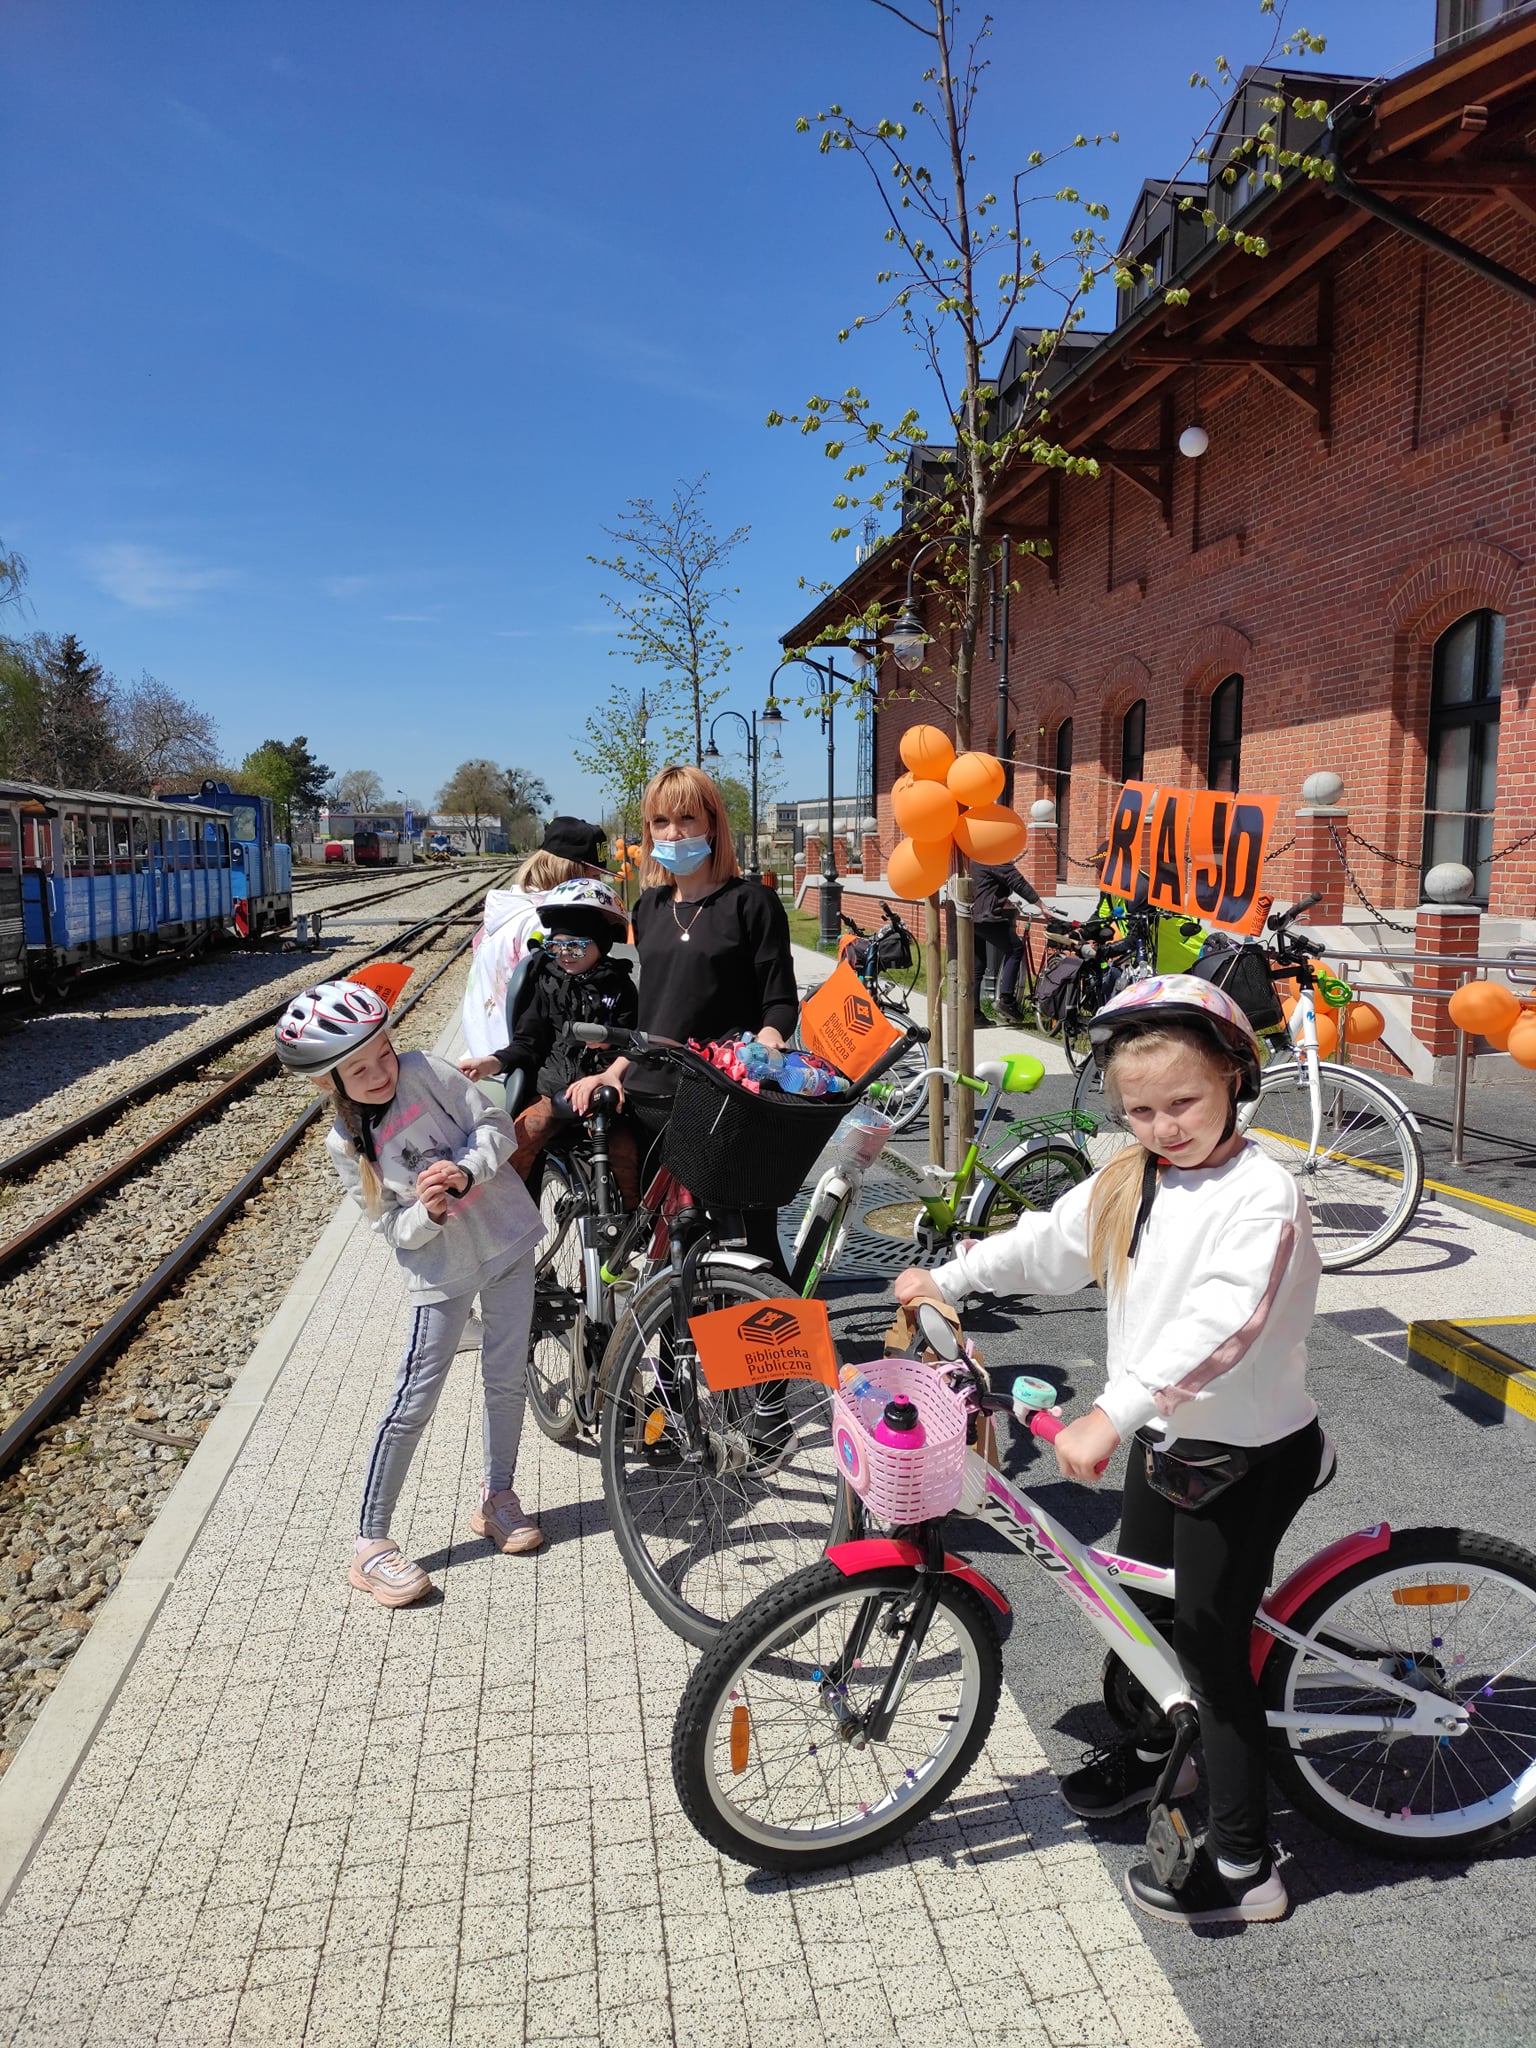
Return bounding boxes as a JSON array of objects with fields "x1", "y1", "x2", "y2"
[
  {"x1": 899, "y1": 724, "x2": 957, "y2": 782},
  {"x1": 1282, "y1": 995, "x2": 1338, "y2": 1057},
  {"x1": 952, "y1": 803, "x2": 1029, "y2": 864},
  {"x1": 1484, "y1": 1022, "x2": 1512, "y2": 1051},
  {"x1": 892, "y1": 778, "x2": 960, "y2": 841},
  {"x1": 1508, "y1": 1016, "x2": 1536, "y2": 1069},
  {"x1": 887, "y1": 836, "x2": 951, "y2": 900},
  {"x1": 1447, "y1": 979, "x2": 1521, "y2": 1036},
  {"x1": 1342, "y1": 1002, "x2": 1385, "y2": 1046},
  {"x1": 947, "y1": 751, "x2": 1006, "y2": 809},
  {"x1": 892, "y1": 770, "x2": 916, "y2": 802}
]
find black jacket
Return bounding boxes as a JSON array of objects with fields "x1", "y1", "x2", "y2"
[
  {"x1": 970, "y1": 861, "x2": 1042, "y2": 925},
  {"x1": 495, "y1": 953, "x2": 638, "y2": 1099}
]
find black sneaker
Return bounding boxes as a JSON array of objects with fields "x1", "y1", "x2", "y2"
[
  {"x1": 994, "y1": 1000, "x2": 1025, "y2": 1025},
  {"x1": 1059, "y1": 1740, "x2": 1199, "y2": 1819},
  {"x1": 1125, "y1": 1843, "x2": 1288, "y2": 1925}
]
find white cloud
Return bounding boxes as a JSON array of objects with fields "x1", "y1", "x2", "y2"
[{"x1": 83, "y1": 542, "x2": 234, "y2": 610}]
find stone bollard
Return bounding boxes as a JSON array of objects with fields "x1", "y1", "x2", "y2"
[
  {"x1": 1023, "y1": 800, "x2": 1059, "y2": 895},
  {"x1": 1413, "y1": 888, "x2": 1482, "y2": 1060},
  {"x1": 1288, "y1": 772, "x2": 1348, "y2": 921}
]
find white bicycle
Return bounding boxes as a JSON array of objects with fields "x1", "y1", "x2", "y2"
[{"x1": 1072, "y1": 894, "x2": 1424, "y2": 1271}]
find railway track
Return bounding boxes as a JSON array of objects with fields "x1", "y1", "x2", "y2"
[{"x1": 0, "y1": 893, "x2": 493, "y2": 1476}]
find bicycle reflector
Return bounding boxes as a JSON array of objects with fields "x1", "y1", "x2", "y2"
[
  {"x1": 644, "y1": 1409, "x2": 667, "y2": 1446},
  {"x1": 1391, "y1": 1583, "x2": 1471, "y2": 1606},
  {"x1": 730, "y1": 1704, "x2": 751, "y2": 1774}
]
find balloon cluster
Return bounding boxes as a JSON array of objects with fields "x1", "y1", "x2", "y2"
[
  {"x1": 615, "y1": 840, "x2": 645, "y2": 881},
  {"x1": 886, "y1": 725, "x2": 1029, "y2": 901},
  {"x1": 1447, "y1": 979, "x2": 1536, "y2": 1067}
]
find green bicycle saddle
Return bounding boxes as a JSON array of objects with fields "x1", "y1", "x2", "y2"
[{"x1": 1001, "y1": 1052, "x2": 1046, "y2": 1095}]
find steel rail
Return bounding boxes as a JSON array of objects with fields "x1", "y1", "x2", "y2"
[
  {"x1": 0, "y1": 926, "x2": 481, "y2": 1476},
  {"x1": 0, "y1": 870, "x2": 507, "y2": 1182}
]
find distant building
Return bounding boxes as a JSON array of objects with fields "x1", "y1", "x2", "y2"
[{"x1": 430, "y1": 813, "x2": 508, "y2": 855}]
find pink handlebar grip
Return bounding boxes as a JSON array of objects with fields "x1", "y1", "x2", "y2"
[{"x1": 1028, "y1": 1409, "x2": 1111, "y2": 1476}]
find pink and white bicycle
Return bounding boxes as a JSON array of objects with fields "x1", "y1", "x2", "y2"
[{"x1": 672, "y1": 1311, "x2": 1536, "y2": 1874}]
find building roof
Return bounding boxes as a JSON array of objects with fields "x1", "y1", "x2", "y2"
[{"x1": 781, "y1": 7, "x2": 1536, "y2": 650}]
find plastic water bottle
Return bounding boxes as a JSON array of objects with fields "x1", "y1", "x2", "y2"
[
  {"x1": 873, "y1": 1397, "x2": 927, "y2": 1449},
  {"x1": 836, "y1": 1104, "x2": 891, "y2": 1169},
  {"x1": 780, "y1": 1053, "x2": 832, "y2": 1097},
  {"x1": 737, "y1": 1033, "x2": 785, "y2": 1083},
  {"x1": 838, "y1": 1366, "x2": 889, "y2": 1434}
]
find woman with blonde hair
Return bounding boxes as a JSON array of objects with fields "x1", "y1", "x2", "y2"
[{"x1": 460, "y1": 818, "x2": 610, "y2": 1061}]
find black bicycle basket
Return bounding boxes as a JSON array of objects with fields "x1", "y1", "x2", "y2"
[
  {"x1": 1189, "y1": 938, "x2": 1285, "y2": 1035},
  {"x1": 661, "y1": 1059, "x2": 851, "y2": 1210}
]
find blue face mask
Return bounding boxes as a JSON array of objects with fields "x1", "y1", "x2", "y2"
[{"x1": 651, "y1": 835, "x2": 712, "y2": 877}]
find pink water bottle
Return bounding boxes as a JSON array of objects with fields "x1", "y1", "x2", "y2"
[{"x1": 873, "y1": 1397, "x2": 927, "y2": 1449}]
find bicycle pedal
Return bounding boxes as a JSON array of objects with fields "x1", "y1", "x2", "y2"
[{"x1": 1145, "y1": 1803, "x2": 1198, "y2": 1890}]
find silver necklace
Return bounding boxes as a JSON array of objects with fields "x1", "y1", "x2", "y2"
[{"x1": 670, "y1": 894, "x2": 704, "y2": 942}]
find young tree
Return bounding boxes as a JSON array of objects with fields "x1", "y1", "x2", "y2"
[
  {"x1": 436, "y1": 759, "x2": 507, "y2": 852},
  {"x1": 501, "y1": 766, "x2": 551, "y2": 849},
  {"x1": 591, "y1": 474, "x2": 748, "y2": 765},
  {"x1": 578, "y1": 679, "x2": 657, "y2": 845},
  {"x1": 239, "y1": 736, "x2": 332, "y2": 839},
  {"x1": 337, "y1": 768, "x2": 387, "y2": 811},
  {"x1": 116, "y1": 673, "x2": 221, "y2": 791},
  {"x1": 777, "y1": 0, "x2": 1325, "y2": 1146},
  {"x1": 37, "y1": 634, "x2": 128, "y2": 789}
]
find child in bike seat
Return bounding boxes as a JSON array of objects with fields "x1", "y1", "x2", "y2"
[
  {"x1": 895, "y1": 973, "x2": 1324, "y2": 1927},
  {"x1": 458, "y1": 878, "x2": 642, "y2": 1207}
]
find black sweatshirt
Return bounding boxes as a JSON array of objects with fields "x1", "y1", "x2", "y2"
[
  {"x1": 630, "y1": 879, "x2": 799, "y2": 1056},
  {"x1": 495, "y1": 952, "x2": 638, "y2": 1098},
  {"x1": 970, "y1": 860, "x2": 1043, "y2": 925}
]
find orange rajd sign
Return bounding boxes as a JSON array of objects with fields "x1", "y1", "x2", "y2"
[
  {"x1": 797, "y1": 959, "x2": 904, "y2": 1081},
  {"x1": 1098, "y1": 782, "x2": 1279, "y2": 935},
  {"x1": 689, "y1": 1296, "x2": 840, "y2": 1393}
]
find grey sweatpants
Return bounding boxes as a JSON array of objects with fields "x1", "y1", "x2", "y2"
[{"x1": 358, "y1": 1249, "x2": 537, "y2": 1540}]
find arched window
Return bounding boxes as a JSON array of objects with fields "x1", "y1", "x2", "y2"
[
  {"x1": 1423, "y1": 609, "x2": 1503, "y2": 901},
  {"x1": 1206, "y1": 674, "x2": 1243, "y2": 791},
  {"x1": 1120, "y1": 699, "x2": 1146, "y2": 784},
  {"x1": 1054, "y1": 718, "x2": 1074, "y2": 882}
]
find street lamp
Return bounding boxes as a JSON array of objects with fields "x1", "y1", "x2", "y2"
[
  {"x1": 769, "y1": 653, "x2": 848, "y2": 949},
  {"x1": 881, "y1": 534, "x2": 943, "y2": 672},
  {"x1": 703, "y1": 702, "x2": 778, "y2": 882}
]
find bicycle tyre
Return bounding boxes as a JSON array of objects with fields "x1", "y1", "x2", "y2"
[
  {"x1": 964, "y1": 1140, "x2": 1090, "y2": 1235},
  {"x1": 599, "y1": 1261, "x2": 844, "y2": 1647},
  {"x1": 1070, "y1": 1060, "x2": 1136, "y2": 1171},
  {"x1": 526, "y1": 1152, "x2": 586, "y2": 1443},
  {"x1": 788, "y1": 1173, "x2": 855, "y2": 1296},
  {"x1": 1246, "y1": 1061, "x2": 1424, "y2": 1270},
  {"x1": 672, "y1": 1560, "x2": 1003, "y2": 1871},
  {"x1": 1263, "y1": 1525, "x2": 1536, "y2": 1859}
]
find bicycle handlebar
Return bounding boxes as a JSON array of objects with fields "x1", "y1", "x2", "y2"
[
  {"x1": 1024, "y1": 1405, "x2": 1111, "y2": 1476},
  {"x1": 567, "y1": 1017, "x2": 930, "y2": 1097}
]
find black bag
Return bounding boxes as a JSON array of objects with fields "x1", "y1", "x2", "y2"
[
  {"x1": 1033, "y1": 951, "x2": 1081, "y2": 1025},
  {"x1": 1136, "y1": 1429, "x2": 1250, "y2": 1510},
  {"x1": 1188, "y1": 937, "x2": 1285, "y2": 1035},
  {"x1": 873, "y1": 925, "x2": 914, "y2": 971}
]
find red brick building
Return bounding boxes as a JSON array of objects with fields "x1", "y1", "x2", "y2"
[{"x1": 784, "y1": 9, "x2": 1536, "y2": 973}]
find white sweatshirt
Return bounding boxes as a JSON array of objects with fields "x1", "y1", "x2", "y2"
[{"x1": 935, "y1": 1141, "x2": 1319, "y2": 1448}]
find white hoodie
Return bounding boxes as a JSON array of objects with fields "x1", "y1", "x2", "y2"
[
  {"x1": 934, "y1": 1141, "x2": 1319, "y2": 1448},
  {"x1": 459, "y1": 886, "x2": 548, "y2": 1060}
]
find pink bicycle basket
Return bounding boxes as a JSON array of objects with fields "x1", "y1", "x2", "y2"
[{"x1": 831, "y1": 1359, "x2": 970, "y2": 1522}]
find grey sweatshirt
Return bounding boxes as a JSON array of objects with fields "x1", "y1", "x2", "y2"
[{"x1": 326, "y1": 1051, "x2": 545, "y2": 1302}]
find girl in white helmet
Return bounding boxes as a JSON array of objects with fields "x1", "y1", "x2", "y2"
[
  {"x1": 894, "y1": 973, "x2": 1324, "y2": 1927},
  {"x1": 276, "y1": 980, "x2": 547, "y2": 1607}
]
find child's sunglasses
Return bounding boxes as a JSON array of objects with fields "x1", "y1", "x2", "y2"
[{"x1": 544, "y1": 936, "x2": 595, "y2": 957}]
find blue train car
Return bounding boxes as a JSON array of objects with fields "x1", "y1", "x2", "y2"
[
  {"x1": 0, "y1": 780, "x2": 234, "y2": 993},
  {"x1": 164, "y1": 781, "x2": 292, "y2": 938}
]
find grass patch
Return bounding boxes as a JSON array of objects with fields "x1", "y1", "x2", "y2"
[{"x1": 784, "y1": 904, "x2": 832, "y2": 953}]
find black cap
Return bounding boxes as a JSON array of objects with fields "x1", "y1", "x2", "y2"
[{"x1": 540, "y1": 816, "x2": 610, "y2": 868}]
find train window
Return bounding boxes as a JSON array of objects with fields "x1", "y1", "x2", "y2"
[
  {"x1": 23, "y1": 816, "x2": 47, "y2": 868},
  {"x1": 216, "y1": 822, "x2": 231, "y2": 867},
  {"x1": 0, "y1": 813, "x2": 14, "y2": 871},
  {"x1": 132, "y1": 816, "x2": 150, "y2": 868},
  {"x1": 112, "y1": 816, "x2": 131, "y2": 871},
  {"x1": 64, "y1": 814, "x2": 88, "y2": 869},
  {"x1": 174, "y1": 814, "x2": 192, "y2": 868},
  {"x1": 231, "y1": 804, "x2": 259, "y2": 843},
  {"x1": 91, "y1": 817, "x2": 112, "y2": 870}
]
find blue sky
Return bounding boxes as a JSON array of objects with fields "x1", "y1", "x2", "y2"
[{"x1": 7, "y1": 0, "x2": 1429, "y2": 821}]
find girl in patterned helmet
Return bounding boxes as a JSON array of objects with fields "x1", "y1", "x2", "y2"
[{"x1": 893, "y1": 971, "x2": 1324, "y2": 1927}]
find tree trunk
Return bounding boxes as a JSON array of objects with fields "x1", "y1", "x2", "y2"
[{"x1": 924, "y1": 890, "x2": 945, "y2": 1166}]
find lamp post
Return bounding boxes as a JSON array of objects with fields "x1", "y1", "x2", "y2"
[
  {"x1": 881, "y1": 534, "x2": 943, "y2": 673},
  {"x1": 703, "y1": 701, "x2": 782, "y2": 881},
  {"x1": 769, "y1": 653, "x2": 847, "y2": 948}
]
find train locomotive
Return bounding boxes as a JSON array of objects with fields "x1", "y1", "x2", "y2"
[{"x1": 0, "y1": 778, "x2": 292, "y2": 997}]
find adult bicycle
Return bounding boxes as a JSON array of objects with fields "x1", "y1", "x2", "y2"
[
  {"x1": 1070, "y1": 894, "x2": 1424, "y2": 1269},
  {"x1": 831, "y1": 903, "x2": 931, "y2": 1134},
  {"x1": 542, "y1": 1019, "x2": 925, "y2": 1647},
  {"x1": 673, "y1": 1305, "x2": 1536, "y2": 1872}
]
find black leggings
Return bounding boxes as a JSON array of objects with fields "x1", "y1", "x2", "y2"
[
  {"x1": 1117, "y1": 1418, "x2": 1323, "y2": 1865},
  {"x1": 975, "y1": 921, "x2": 1025, "y2": 1005}
]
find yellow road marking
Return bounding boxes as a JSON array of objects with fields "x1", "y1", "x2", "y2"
[
  {"x1": 1252, "y1": 1127, "x2": 1536, "y2": 1230},
  {"x1": 1408, "y1": 1322, "x2": 1536, "y2": 1424}
]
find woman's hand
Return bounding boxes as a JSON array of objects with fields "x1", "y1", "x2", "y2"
[
  {"x1": 566, "y1": 1065, "x2": 625, "y2": 1116},
  {"x1": 1052, "y1": 1407, "x2": 1121, "y2": 1485},
  {"x1": 458, "y1": 1054, "x2": 501, "y2": 1082},
  {"x1": 893, "y1": 1267, "x2": 946, "y2": 1310},
  {"x1": 417, "y1": 1161, "x2": 469, "y2": 1219},
  {"x1": 757, "y1": 1026, "x2": 787, "y2": 1052}
]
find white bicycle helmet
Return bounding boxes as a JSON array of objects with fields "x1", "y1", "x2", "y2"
[
  {"x1": 275, "y1": 980, "x2": 391, "y2": 1076},
  {"x1": 536, "y1": 877, "x2": 629, "y2": 950},
  {"x1": 1087, "y1": 972, "x2": 1263, "y2": 1102}
]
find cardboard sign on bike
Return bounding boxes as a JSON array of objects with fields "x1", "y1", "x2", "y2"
[
  {"x1": 798, "y1": 959, "x2": 904, "y2": 1082},
  {"x1": 689, "y1": 1295, "x2": 840, "y2": 1392},
  {"x1": 1098, "y1": 782, "x2": 1278, "y2": 934}
]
